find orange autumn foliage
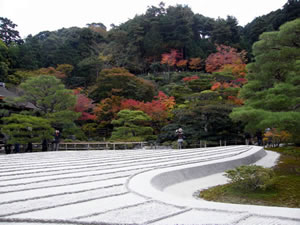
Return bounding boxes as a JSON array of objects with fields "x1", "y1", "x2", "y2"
[
  {"x1": 264, "y1": 128, "x2": 291, "y2": 145},
  {"x1": 38, "y1": 67, "x2": 66, "y2": 79},
  {"x1": 220, "y1": 64, "x2": 247, "y2": 77},
  {"x1": 211, "y1": 81, "x2": 239, "y2": 91},
  {"x1": 227, "y1": 96, "x2": 244, "y2": 105},
  {"x1": 205, "y1": 45, "x2": 247, "y2": 76},
  {"x1": 161, "y1": 49, "x2": 183, "y2": 68},
  {"x1": 188, "y1": 57, "x2": 202, "y2": 70},
  {"x1": 176, "y1": 59, "x2": 188, "y2": 68},
  {"x1": 93, "y1": 96, "x2": 123, "y2": 123}
]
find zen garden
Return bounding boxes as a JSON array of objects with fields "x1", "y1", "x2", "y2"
[{"x1": 0, "y1": 1, "x2": 299, "y2": 224}]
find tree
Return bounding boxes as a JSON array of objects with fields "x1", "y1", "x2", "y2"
[
  {"x1": 185, "y1": 77, "x2": 213, "y2": 93},
  {"x1": 165, "y1": 83, "x2": 193, "y2": 104},
  {"x1": 230, "y1": 19, "x2": 300, "y2": 143},
  {"x1": 16, "y1": 75, "x2": 76, "y2": 114},
  {"x1": 13, "y1": 75, "x2": 80, "y2": 133},
  {"x1": 76, "y1": 56, "x2": 103, "y2": 87},
  {"x1": 160, "y1": 5, "x2": 194, "y2": 50},
  {"x1": 264, "y1": 128, "x2": 291, "y2": 147},
  {"x1": 161, "y1": 49, "x2": 181, "y2": 70},
  {"x1": 283, "y1": 0, "x2": 300, "y2": 22},
  {"x1": 15, "y1": 27, "x2": 104, "y2": 71},
  {"x1": 36, "y1": 67, "x2": 67, "y2": 80},
  {"x1": 0, "y1": 40, "x2": 9, "y2": 81},
  {"x1": 205, "y1": 44, "x2": 247, "y2": 74},
  {"x1": 94, "y1": 95, "x2": 123, "y2": 124},
  {"x1": 89, "y1": 67, "x2": 156, "y2": 102},
  {"x1": 176, "y1": 59, "x2": 188, "y2": 71},
  {"x1": 210, "y1": 16, "x2": 240, "y2": 45},
  {"x1": 242, "y1": 0, "x2": 300, "y2": 50},
  {"x1": 110, "y1": 109, "x2": 154, "y2": 141},
  {"x1": 0, "y1": 17, "x2": 23, "y2": 45},
  {"x1": 87, "y1": 22, "x2": 107, "y2": 37},
  {"x1": 73, "y1": 88, "x2": 96, "y2": 121},
  {"x1": 56, "y1": 64, "x2": 74, "y2": 76},
  {"x1": 16, "y1": 35, "x2": 42, "y2": 70},
  {"x1": 1, "y1": 114, "x2": 54, "y2": 145},
  {"x1": 188, "y1": 58, "x2": 202, "y2": 71},
  {"x1": 93, "y1": 95, "x2": 123, "y2": 138},
  {"x1": 120, "y1": 91, "x2": 175, "y2": 133}
]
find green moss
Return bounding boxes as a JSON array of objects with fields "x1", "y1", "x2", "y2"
[{"x1": 199, "y1": 146, "x2": 300, "y2": 207}]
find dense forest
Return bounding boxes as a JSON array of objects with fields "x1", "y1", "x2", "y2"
[{"x1": 1, "y1": 0, "x2": 299, "y2": 148}]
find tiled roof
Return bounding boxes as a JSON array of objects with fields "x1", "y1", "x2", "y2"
[
  {"x1": 0, "y1": 86, "x2": 17, "y2": 98},
  {"x1": 0, "y1": 86, "x2": 36, "y2": 109}
]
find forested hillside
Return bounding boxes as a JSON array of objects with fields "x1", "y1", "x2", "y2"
[{"x1": 1, "y1": 0, "x2": 299, "y2": 147}]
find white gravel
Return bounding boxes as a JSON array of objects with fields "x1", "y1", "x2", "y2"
[{"x1": 0, "y1": 146, "x2": 299, "y2": 225}]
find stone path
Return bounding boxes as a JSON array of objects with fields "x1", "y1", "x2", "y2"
[{"x1": 0, "y1": 146, "x2": 299, "y2": 225}]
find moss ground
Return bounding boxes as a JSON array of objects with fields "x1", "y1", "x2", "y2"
[{"x1": 199, "y1": 146, "x2": 300, "y2": 208}]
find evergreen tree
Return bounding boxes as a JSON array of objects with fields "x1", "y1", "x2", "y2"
[
  {"x1": 1, "y1": 114, "x2": 54, "y2": 145},
  {"x1": 13, "y1": 75, "x2": 80, "y2": 133},
  {"x1": 0, "y1": 17, "x2": 23, "y2": 46},
  {"x1": 110, "y1": 109, "x2": 154, "y2": 141},
  {"x1": 0, "y1": 40, "x2": 9, "y2": 81},
  {"x1": 231, "y1": 19, "x2": 300, "y2": 143}
]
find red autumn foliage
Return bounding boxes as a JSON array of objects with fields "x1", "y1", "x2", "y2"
[
  {"x1": 120, "y1": 91, "x2": 175, "y2": 123},
  {"x1": 205, "y1": 45, "x2": 247, "y2": 75},
  {"x1": 211, "y1": 82, "x2": 222, "y2": 91},
  {"x1": 73, "y1": 88, "x2": 96, "y2": 121},
  {"x1": 120, "y1": 99, "x2": 140, "y2": 110},
  {"x1": 211, "y1": 82, "x2": 239, "y2": 91},
  {"x1": 232, "y1": 78, "x2": 248, "y2": 86},
  {"x1": 210, "y1": 82, "x2": 244, "y2": 105},
  {"x1": 182, "y1": 75, "x2": 199, "y2": 82}
]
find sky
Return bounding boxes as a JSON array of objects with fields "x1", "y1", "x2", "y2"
[{"x1": 0, "y1": 0, "x2": 287, "y2": 38}]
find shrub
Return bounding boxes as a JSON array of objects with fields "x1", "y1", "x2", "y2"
[{"x1": 225, "y1": 165, "x2": 275, "y2": 191}]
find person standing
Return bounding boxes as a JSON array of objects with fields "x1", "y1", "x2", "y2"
[
  {"x1": 255, "y1": 130, "x2": 263, "y2": 146},
  {"x1": 14, "y1": 143, "x2": 20, "y2": 153},
  {"x1": 52, "y1": 130, "x2": 61, "y2": 151},
  {"x1": 175, "y1": 128, "x2": 184, "y2": 149},
  {"x1": 25, "y1": 142, "x2": 33, "y2": 152},
  {"x1": 3, "y1": 134, "x2": 11, "y2": 154},
  {"x1": 42, "y1": 139, "x2": 48, "y2": 151},
  {"x1": 244, "y1": 132, "x2": 251, "y2": 145}
]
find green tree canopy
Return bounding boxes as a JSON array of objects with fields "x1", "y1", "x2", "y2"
[
  {"x1": 89, "y1": 67, "x2": 156, "y2": 102},
  {"x1": 110, "y1": 109, "x2": 154, "y2": 141},
  {"x1": 75, "y1": 56, "x2": 103, "y2": 87},
  {"x1": 13, "y1": 75, "x2": 80, "y2": 132},
  {"x1": 1, "y1": 114, "x2": 54, "y2": 144},
  {"x1": 0, "y1": 17, "x2": 23, "y2": 46},
  {"x1": 230, "y1": 19, "x2": 300, "y2": 143},
  {"x1": 17, "y1": 75, "x2": 76, "y2": 114},
  {"x1": 0, "y1": 40, "x2": 9, "y2": 81}
]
